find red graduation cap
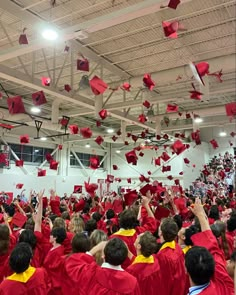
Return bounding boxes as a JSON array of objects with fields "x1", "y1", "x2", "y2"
[
  {"x1": 140, "y1": 184, "x2": 155, "y2": 196},
  {"x1": 125, "y1": 150, "x2": 138, "y2": 165},
  {"x1": 191, "y1": 130, "x2": 201, "y2": 145},
  {"x1": 147, "y1": 170, "x2": 151, "y2": 175},
  {"x1": 95, "y1": 136, "x2": 104, "y2": 145},
  {"x1": 112, "y1": 135, "x2": 118, "y2": 142},
  {"x1": 167, "y1": 175, "x2": 173, "y2": 180},
  {"x1": 155, "y1": 157, "x2": 161, "y2": 166},
  {"x1": 168, "y1": 0, "x2": 181, "y2": 9},
  {"x1": 121, "y1": 82, "x2": 131, "y2": 91},
  {"x1": 156, "y1": 135, "x2": 161, "y2": 140},
  {"x1": 210, "y1": 139, "x2": 219, "y2": 149},
  {"x1": 162, "y1": 21, "x2": 179, "y2": 38},
  {"x1": 162, "y1": 165, "x2": 171, "y2": 172},
  {"x1": 143, "y1": 100, "x2": 151, "y2": 108},
  {"x1": 139, "y1": 175, "x2": 149, "y2": 183},
  {"x1": 32, "y1": 90, "x2": 47, "y2": 106},
  {"x1": 184, "y1": 158, "x2": 190, "y2": 164},
  {"x1": 15, "y1": 160, "x2": 24, "y2": 167},
  {"x1": 190, "y1": 90, "x2": 203, "y2": 100},
  {"x1": 127, "y1": 132, "x2": 132, "y2": 137},
  {"x1": 124, "y1": 190, "x2": 138, "y2": 206},
  {"x1": 58, "y1": 145, "x2": 63, "y2": 150},
  {"x1": 60, "y1": 117, "x2": 69, "y2": 127},
  {"x1": 208, "y1": 70, "x2": 223, "y2": 83},
  {"x1": 115, "y1": 178, "x2": 121, "y2": 183},
  {"x1": 12, "y1": 212, "x2": 27, "y2": 228},
  {"x1": 41, "y1": 77, "x2": 51, "y2": 86},
  {"x1": 166, "y1": 104, "x2": 178, "y2": 113},
  {"x1": 124, "y1": 141, "x2": 129, "y2": 145},
  {"x1": 7, "y1": 96, "x2": 25, "y2": 115},
  {"x1": 141, "y1": 131, "x2": 146, "y2": 138},
  {"x1": 225, "y1": 102, "x2": 236, "y2": 117},
  {"x1": 143, "y1": 74, "x2": 155, "y2": 91},
  {"x1": 127, "y1": 178, "x2": 132, "y2": 184},
  {"x1": 80, "y1": 127, "x2": 92, "y2": 139},
  {"x1": 84, "y1": 181, "x2": 98, "y2": 197},
  {"x1": 69, "y1": 125, "x2": 79, "y2": 135},
  {"x1": 89, "y1": 156, "x2": 100, "y2": 170},
  {"x1": 96, "y1": 120, "x2": 101, "y2": 127},
  {"x1": 0, "y1": 153, "x2": 7, "y2": 165},
  {"x1": 161, "y1": 151, "x2": 170, "y2": 162},
  {"x1": 116, "y1": 130, "x2": 122, "y2": 136},
  {"x1": 179, "y1": 171, "x2": 183, "y2": 175},
  {"x1": 189, "y1": 62, "x2": 209, "y2": 86},
  {"x1": 64, "y1": 45, "x2": 70, "y2": 53},
  {"x1": 106, "y1": 174, "x2": 114, "y2": 183},
  {"x1": 19, "y1": 28, "x2": 28, "y2": 45},
  {"x1": 77, "y1": 58, "x2": 89, "y2": 72},
  {"x1": 139, "y1": 151, "x2": 144, "y2": 157},
  {"x1": 20, "y1": 135, "x2": 29, "y2": 144},
  {"x1": 186, "y1": 113, "x2": 191, "y2": 119},
  {"x1": 64, "y1": 84, "x2": 72, "y2": 92},
  {"x1": 174, "y1": 179, "x2": 180, "y2": 185},
  {"x1": 73, "y1": 185, "x2": 82, "y2": 194},
  {"x1": 38, "y1": 169, "x2": 46, "y2": 177},
  {"x1": 131, "y1": 134, "x2": 138, "y2": 142},
  {"x1": 99, "y1": 109, "x2": 108, "y2": 120},
  {"x1": 230, "y1": 131, "x2": 235, "y2": 137},
  {"x1": 113, "y1": 164, "x2": 118, "y2": 170},
  {"x1": 16, "y1": 183, "x2": 24, "y2": 189},
  {"x1": 45, "y1": 153, "x2": 53, "y2": 162},
  {"x1": 50, "y1": 160, "x2": 59, "y2": 170},
  {"x1": 163, "y1": 134, "x2": 169, "y2": 140},
  {"x1": 138, "y1": 114, "x2": 147, "y2": 123},
  {"x1": 90, "y1": 76, "x2": 108, "y2": 95},
  {"x1": 171, "y1": 140, "x2": 186, "y2": 155}
]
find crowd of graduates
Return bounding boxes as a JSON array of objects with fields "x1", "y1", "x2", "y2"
[{"x1": 0, "y1": 152, "x2": 235, "y2": 295}]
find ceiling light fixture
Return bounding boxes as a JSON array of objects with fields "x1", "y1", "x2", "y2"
[
  {"x1": 42, "y1": 29, "x2": 58, "y2": 41},
  {"x1": 85, "y1": 143, "x2": 90, "y2": 148},
  {"x1": 40, "y1": 137, "x2": 47, "y2": 141},
  {"x1": 194, "y1": 117, "x2": 203, "y2": 123},
  {"x1": 31, "y1": 107, "x2": 41, "y2": 113},
  {"x1": 219, "y1": 131, "x2": 227, "y2": 137},
  {"x1": 116, "y1": 150, "x2": 121, "y2": 154},
  {"x1": 107, "y1": 128, "x2": 114, "y2": 134}
]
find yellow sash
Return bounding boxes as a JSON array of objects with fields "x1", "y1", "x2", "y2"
[
  {"x1": 7, "y1": 266, "x2": 36, "y2": 283},
  {"x1": 113, "y1": 229, "x2": 136, "y2": 236},
  {"x1": 182, "y1": 245, "x2": 191, "y2": 254},
  {"x1": 132, "y1": 254, "x2": 154, "y2": 265},
  {"x1": 160, "y1": 241, "x2": 176, "y2": 251}
]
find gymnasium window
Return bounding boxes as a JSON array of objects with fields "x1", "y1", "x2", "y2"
[{"x1": 70, "y1": 152, "x2": 104, "y2": 168}]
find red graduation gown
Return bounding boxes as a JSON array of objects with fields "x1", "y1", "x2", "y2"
[
  {"x1": 0, "y1": 267, "x2": 48, "y2": 295},
  {"x1": 0, "y1": 234, "x2": 16, "y2": 283},
  {"x1": 156, "y1": 241, "x2": 186, "y2": 295},
  {"x1": 191, "y1": 230, "x2": 234, "y2": 295},
  {"x1": 43, "y1": 245, "x2": 65, "y2": 295},
  {"x1": 61, "y1": 253, "x2": 140, "y2": 295},
  {"x1": 126, "y1": 255, "x2": 163, "y2": 295}
]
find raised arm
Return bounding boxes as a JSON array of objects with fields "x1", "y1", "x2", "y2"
[{"x1": 34, "y1": 189, "x2": 44, "y2": 232}]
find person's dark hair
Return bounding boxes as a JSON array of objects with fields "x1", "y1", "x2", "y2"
[
  {"x1": 19, "y1": 229, "x2": 37, "y2": 250},
  {"x1": 84, "y1": 219, "x2": 97, "y2": 236},
  {"x1": 227, "y1": 212, "x2": 236, "y2": 232},
  {"x1": 9, "y1": 243, "x2": 33, "y2": 273},
  {"x1": 24, "y1": 217, "x2": 35, "y2": 231},
  {"x1": 139, "y1": 232, "x2": 158, "y2": 257},
  {"x1": 119, "y1": 210, "x2": 137, "y2": 229},
  {"x1": 185, "y1": 225, "x2": 199, "y2": 246},
  {"x1": 61, "y1": 211, "x2": 70, "y2": 221},
  {"x1": 5, "y1": 204, "x2": 15, "y2": 217},
  {"x1": 104, "y1": 238, "x2": 128, "y2": 266},
  {"x1": 92, "y1": 212, "x2": 102, "y2": 222},
  {"x1": 214, "y1": 221, "x2": 229, "y2": 259},
  {"x1": 230, "y1": 251, "x2": 236, "y2": 262},
  {"x1": 49, "y1": 214, "x2": 58, "y2": 224},
  {"x1": 59, "y1": 205, "x2": 67, "y2": 214},
  {"x1": 185, "y1": 246, "x2": 215, "y2": 285},
  {"x1": 0, "y1": 224, "x2": 10, "y2": 255},
  {"x1": 51, "y1": 227, "x2": 66, "y2": 244},
  {"x1": 82, "y1": 202, "x2": 90, "y2": 214},
  {"x1": 208, "y1": 205, "x2": 220, "y2": 221},
  {"x1": 72, "y1": 233, "x2": 90, "y2": 253},
  {"x1": 106, "y1": 209, "x2": 115, "y2": 220},
  {"x1": 173, "y1": 215, "x2": 183, "y2": 231},
  {"x1": 161, "y1": 218, "x2": 178, "y2": 242}
]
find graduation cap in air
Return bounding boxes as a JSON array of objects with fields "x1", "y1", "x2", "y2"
[
  {"x1": 80, "y1": 127, "x2": 92, "y2": 139},
  {"x1": 90, "y1": 76, "x2": 108, "y2": 95},
  {"x1": 12, "y1": 212, "x2": 27, "y2": 228},
  {"x1": 99, "y1": 109, "x2": 108, "y2": 120},
  {"x1": 58, "y1": 145, "x2": 63, "y2": 150},
  {"x1": 64, "y1": 44, "x2": 70, "y2": 53},
  {"x1": 112, "y1": 135, "x2": 118, "y2": 142},
  {"x1": 69, "y1": 125, "x2": 79, "y2": 135},
  {"x1": 124, "y1": 190, "x2": 138, "y2": 206},
  {"x1": 84, "y1": 181, "x2": 98, "y2": 197},
  {"x1": 138, "y1": 114, "x2": 147, "y2": 123},
  {"x1": 139, "y1": 151, "x2": 144, "y2": 157},
  {"x1": 208, "y1": 70, "x2": 223, "y2": 83},
  {"x1": 64, "y1": 84, "x2": 72, "y2": 92},
  {"x1": 191, "y1": 130, "x2": 201, "y2": 145},
  {"x1": 0, "y1": 153, "x2": 7, "y2": 165},
  {"x1": 189, "y1": 83, "x2": 203, "y2": 100},
  {"x1": 106, "y1": 174, "x2": 114, "y2": 183},
  {"x1": 125, "y1": 150, "x2": 138, "y2": 165},
  {"x1": 184, "y1": 158, "x2": 190, "y2": 164},
  {"x1": 20, "y1": 135, "x2": 29, "y2": 144},
  {"x1": 73, "y1": 185, "x2": 82, "y2": 194},
  {"x1": 163, "y1": 134, "x2": 169, "y2": 140},
  {"x1": 7, "y1": 96, "x2": 26, "y2": 115},
  {"x1": 113, "y1": 164, "x2": 118, "y2": 170},
  {"x1": 15, "y1": 160, "x2": 24, "y2": 167},
  {"x1": 166, "y1": 104, "x2": 178, "y2": 113},
  {"x1": 162, "y1": 165, "x2": 171, "y2": 172},
  {"x1": 174, "y1": 179, "x2": 180, "y2": 185},
  {"x1": 143, "y1": 100, "x2": 151, "y2": 108},
  {"x1": 90, "y1": 156, "x2": 100, "y2": 170},
  {"x1": 186, "y1": 113, "x2": 191, "y2": 119},
  {"x1": 38, "y1": 169, "x2": 46, "y2": 177},
  {"x1": 230, "y1": 132, "x2": 235, "y2": 137},
  {"x1": 50, "y1": 160, "x2": 59, "y2": 170},
  {"x1": 32, "y1": 90, "x2": 47, "y2": 106},
  {"x1": 131, "y1": 134, "x2": 138, "y2": 143},
  {"x1": 143, "y1": 74, "x2": 155, "y2": 91},
  {"x1": 210, "y1": 139, "x2": 219, "y2": 149},
  {"x1": 45, "y1": 153, "x2": 53, "y2": 162},
  {"x1": 139, "y1": 175, "x2": 150, "y2": 183},
  {"x1": 154, "y1": 157, "x2": 161, "y2": 166},
  {"x1": 77, "y1": 58, "x2": 89, "y2": 72},
  {"x1": 167, "y1": 0, "x2": 181, "y2": 9},
  {"x1": 121, "y1": 82, "x2": 131, "y2": 91},
  {"x1": 167, "y1": 175, "x2": 173, "y2": 180},
  {"x1": 189, "y1": 62, "x2": 209, "y2": 86},
  {"x1": 162, "y1": 21, "x2": 184, "y2": 38},
  {"x1": 140, "y1": 184, "x2": 155, "y2": 196},
  {"x1": 19, "y1": 28, "x2": 28, "y2": 45},
  {"x1": 225, "y1": 102, "x2": 236, "y2": 117},
  {"x1": 41, "y1": 77, "x2": 51, "y2": 87},
  {"x1": 95, "y1": 136, "x2": 104, "y2": 145},
  {"x1": 124, "y1": 141, "x2": 129, "y2": 146},
  {"x1": 16, "y1": 183, "x2": 24, "y2": 189},
  {"x1": 171, "y1": 140, "x2": 186, "y2": 155},
  {"x1": 161, "y1": 151, "x2": 170, "y2": 162},
  {"x1": 179, "y1": 171, "x2": 183, "y2": 175},
  {"x1": 127, "y1": 178, "x2": 132, "y2": 184}
]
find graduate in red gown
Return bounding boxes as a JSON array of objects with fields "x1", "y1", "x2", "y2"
[
  {"x1": 185, "y1": 197, "x2": 234, "y2": 295},
  {"x1": 62, "y1": 238, "x2": 141, "y2": 295},
  {"x1": 0, "y1": 243, "x2": 48, "y2": 295},
  {"x1": 126, "y1": 231, "x2": 163, "y2": 295},
  {"x1": 43, "y1": 227, "x2": 67, "y2": 295},
  {"x1": 156, "y1": 217, "x2": 186, "y2": 295}
]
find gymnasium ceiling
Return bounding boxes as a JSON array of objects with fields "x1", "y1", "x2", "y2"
[{"x1": 0, "y1": 0, "x2": 235, "y2": 147}]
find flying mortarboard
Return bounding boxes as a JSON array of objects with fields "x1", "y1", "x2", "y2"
[
  {"x1": 143, "y1": 100, "x2": 151, "y2": 108},
  {"x1": 32, "y1": 91, "x2": 47, "y2": 106},
  {"x1": 7, "y1": 96, "x2": 26, "y2": 115},
  {"x1": 124, "y1": 190, "x2": 138, "y2": 206},
  {"x1": 16, "y1": 183, "x2": 24, "y2": 189},
  {"x1": 89, "y1": 156, "x2": 100, "y2": 169},
  {"x1": 73, "y1": 185, "x2": 82, "y2": 194},
  {"x1": 125, "y1": 150, "x2": 138, "y2": 165},
  {"x1": 143, "y1": 74, "x2": 155, "y2": 91},
  {"x1": 38, "y1": 169, "x2": 46, "y2": 177},
  {"x1": 210, "y1": 139, "x2": 219, "y2": 149},
  {"x1": 15, "y1": 160, "x2": 24, "y2": 167},
  {"x1": 41, "y1": 77, "x2": 51, "y2": 87},
  {"x1": 50, "y1": 160, "x2": 59, "y2": 170},
  {"x1": 121, "y1": 82, "x2": 131, "y2": 91},
  {"x1": 64, "y1": 84, "x2": 72, "y2": 92},
  {"x1": 113, "y1": 164, "x2": 118, "y2": 170},
  {"x1": 89, "y1": 76, "x2": 108, "y2": 95},
  {"x1": 69, "y1": 125, "x2": 79, "y2": 135},
  {"x1": 18, "y1": 28, "x2": 28, "y2": 45},
  {"x1": 77, "y1": 58, "x2": 89, "y2": 72},
  {"x1": 166, "y1": 104, "x2": 179, "y2": 113},
  {"x1": 99, "y1": 109, "x2": 108, "y2": 120},
  {"x1": 95, "y1": 136, "x2": 104, "y2": 145},
  {"x1": 84, "y1": 181, "x2": 98, "y2": 197},
  {"x1": 138, "y1": 114, "x2": 147, "y2": 123},
  {"x1": 225, "y1": 102, "x2": 236, "y2": 117},
  {"x1": 189, "y1": 61, "x2": 209, "y2": 86},
  {"x1": 80, "y1": 127, "x2": 92, "y2": 139}
]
